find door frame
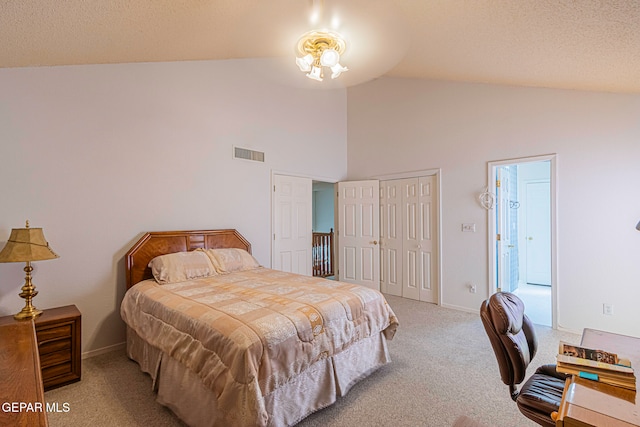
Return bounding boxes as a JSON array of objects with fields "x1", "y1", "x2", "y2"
[
  {"x1": 487, "y1": 154, "x2": 558, "y2": 329},
  {"x1": 374, "y1": 168, "x2": 442, "y2": 305}
]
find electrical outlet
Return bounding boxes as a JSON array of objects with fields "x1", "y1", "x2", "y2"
[
  {"x1": 468, "y1": 283, "x2": 476, "y2": 293},
  {"x1": 603, "y1": 303, "x2": 613, "y2": 315}
]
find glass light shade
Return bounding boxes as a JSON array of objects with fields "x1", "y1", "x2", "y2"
[
  {"x1": 320, "y1": 49, "x2": 340, "y2": 67},
  {"x1": 295, "y1": 30, "x2": 348, "y2": 81},
  {"x1": 306, "y1": 66, "x2": 323, "y2": 81},
  {"x1": 330, "y1": 63, "x2": 349, "y2": 79},
  {"x1": 296, "y1": 54, "x2": 314, "y2": 72}
]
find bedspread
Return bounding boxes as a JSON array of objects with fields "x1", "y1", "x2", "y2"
[{"x1": 120, "y1": 267, "x2": 398, "y2": 426}]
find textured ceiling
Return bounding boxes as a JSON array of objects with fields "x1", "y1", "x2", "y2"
[{"x1": 1, "y1": 0, "x2": 639, "y2": 92}]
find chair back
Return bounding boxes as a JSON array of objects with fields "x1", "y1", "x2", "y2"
[{"x1": 480, "y1": 292, "x2": 538, "y2": 395}]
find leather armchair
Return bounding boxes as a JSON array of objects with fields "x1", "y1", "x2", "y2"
[{"x1": 480, "y1": 292, "x2": 567, "y2": 426}]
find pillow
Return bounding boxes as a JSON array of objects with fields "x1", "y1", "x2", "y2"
[
  {"x1": 203, "y1": 248, "x2": 260, "y2": 273},
  {"x1": 148, "y1": 250, "x2": 217, "y2": 284}
]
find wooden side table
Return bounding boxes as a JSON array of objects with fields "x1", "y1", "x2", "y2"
[{"x1": 34, "y1": 305, "x2": 82, "y2": 391}]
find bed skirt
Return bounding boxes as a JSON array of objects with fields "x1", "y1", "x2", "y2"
[{"x1": 126, "y1": 326, "x2": 391, "y2": 427}]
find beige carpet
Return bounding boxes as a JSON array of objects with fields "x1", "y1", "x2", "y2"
[{"x1": 45, "y1": 295, "x2": 580, "y2": 427}]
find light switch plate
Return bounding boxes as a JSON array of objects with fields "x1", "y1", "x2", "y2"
[{"x1": 462, "y1": 223, "x2": 476, "y2": 232}]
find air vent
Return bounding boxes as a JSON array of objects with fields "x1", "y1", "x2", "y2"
[{"x1": 234, "y1": 147, "x2": 265, "y2": 162}]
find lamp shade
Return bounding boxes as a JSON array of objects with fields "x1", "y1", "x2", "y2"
[{"x1": 0, "y1": 226, "x2": 59, "y2": 263}]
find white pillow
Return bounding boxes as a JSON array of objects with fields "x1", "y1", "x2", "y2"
[
  {"x1": 203, "y1": 248, "x2": 260, "y2": 273},
  {"x1": 148, "y1": 250, "x2": 217, "y2": 284}
]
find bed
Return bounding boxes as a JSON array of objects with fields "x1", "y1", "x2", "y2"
[{"x1": 120, "y1": 229, "x2": 398, "y2": 427}]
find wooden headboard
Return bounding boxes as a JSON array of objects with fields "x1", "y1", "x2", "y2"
[{"x1": 125, "y1": 229, "x2": 251, "y2": 289}]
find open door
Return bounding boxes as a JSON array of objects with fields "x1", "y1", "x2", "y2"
[
  {"x1": 337, "y1": 180, "x2": 380, "y2": 290},
  {"x1": 525, "y1": 181, "x2": 551, "y2": 285},
  {"x1": 272, "y1": 174, "x2": 312, "y2": 275},
  {"x1": 496, "y1": 166, "x2": 513, "y2": 292}
]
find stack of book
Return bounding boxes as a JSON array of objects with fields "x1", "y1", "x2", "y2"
[{"x1": 556, "y1": 341, "x2": 636, "y2": 391}]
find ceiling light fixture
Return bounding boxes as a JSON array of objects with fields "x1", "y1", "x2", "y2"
[{"x1": 295, "y1": 30, "x2": 348, "y2": 82}]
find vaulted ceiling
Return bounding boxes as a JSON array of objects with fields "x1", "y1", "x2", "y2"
[{"x1": 2, "y1": 0, "x2": 639, "y2": 92}]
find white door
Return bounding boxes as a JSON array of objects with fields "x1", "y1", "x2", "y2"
[
  {"x1": 337, "y1": 180, "x2": 380, "y2": 290},
  {"x1": 380, "y1": 180, "x2": 403, "y2": 296},
  {"x1": 272, "y1": 174, "x2": 312, "y2": 275},
  {"x1": 496, "y1": 167, "x2": 512, "y2": 292},
  {"x1": 401, "y1": 177, "x2": 437, "y2": 302},
  {"x1": 525, "y1": 181, "x2": 551, "y2": 285}
]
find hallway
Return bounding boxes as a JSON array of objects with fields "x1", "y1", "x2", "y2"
[{"x1": 513, "y1": 283, "x2": 551, "y2": 327}]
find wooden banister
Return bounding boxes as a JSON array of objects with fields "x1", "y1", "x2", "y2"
[{"x1": 312, "y1": 228, "x2": 334, "y2": 277}]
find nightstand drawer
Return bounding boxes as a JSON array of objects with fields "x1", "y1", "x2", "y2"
[
  {"x1": 40, "y1": 348, "x2": 72, "y2": 368},
  {"x1": 37, "y1": 324, "x2": 72, "y2": 342},
  {"x1": 42, "y1": 362, "x2": 73, "y2": 380},
  {"x1": 39, "y1": 337, "x2": 71, "y2": 355}
]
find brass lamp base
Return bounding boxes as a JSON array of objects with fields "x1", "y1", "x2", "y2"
[
  {"x1": 13, "y1": 261, "x2": 43, "y2": 321},
  {"x1": 14, "y1": 305, "x2": 43, "y2": 320}
]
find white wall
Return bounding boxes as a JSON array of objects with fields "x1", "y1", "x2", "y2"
[
  {"x1": 347, "y1": 77, "x2": 640, "y2": 336},
  {"x1": 0, "y1": 59, "x2": 347, "y2": 354}
]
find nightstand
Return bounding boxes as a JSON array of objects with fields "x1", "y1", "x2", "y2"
[{"x1": 34, "y1": 305, "x2": 81, "y2": 391}]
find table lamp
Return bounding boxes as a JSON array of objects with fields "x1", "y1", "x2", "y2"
[{"x1": 0, "y1": 221, "x2": 59, "y2": 320}]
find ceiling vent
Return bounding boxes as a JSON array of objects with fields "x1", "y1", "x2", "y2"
[{"x1": 234, "y1": 147, "x2": 265, "y2": 163}]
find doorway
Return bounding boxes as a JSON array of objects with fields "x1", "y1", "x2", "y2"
[
  {"x1": 271, "y1": 173, "x2": 336, "y2": 277},
  {"x1": 488, "y1": 155, "x2": 557, "y2": 328},
  {"x1": 312, "y1": 181, "x2": 336, "y2": 278}
]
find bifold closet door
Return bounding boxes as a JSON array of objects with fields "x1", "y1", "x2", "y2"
[
  {"x1": 380, "y1": 180, "x2": 403, "y2": 296},
  {"x1": 380, "y1": 176, "x2": 437, "y2": 303},
  {"x1": 401, "y1": 176, "x2": 437, "y2": 303}
]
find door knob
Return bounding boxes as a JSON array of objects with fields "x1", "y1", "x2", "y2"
[
  {"x1": 369, "y1": 240, "x2": 378, "y2": 245},
  {"x1": 528, "y1": 237, "x2": 533, "y2": 240},
  {"x1": 417, "y1": 244, "x2": 421, "y2": 249}
]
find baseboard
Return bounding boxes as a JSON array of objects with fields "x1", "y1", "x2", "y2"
[
  {"x1": 557, "y1": 325, "x2": 582, "y2": 336},
  {"x1": 81, "y1": 341, "x2": 125, "y2": 359},
  {"x1": 440, "y1": 303, "x2": 480, "y2": 314}
]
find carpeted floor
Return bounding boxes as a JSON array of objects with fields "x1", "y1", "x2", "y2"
[{"x1": 45, "y1": 295, "x2": 580, "y2": 427}]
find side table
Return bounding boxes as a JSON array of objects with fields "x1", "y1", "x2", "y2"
[{"x1": 34, "y1": 305, "x2": 82, "y2": 391}]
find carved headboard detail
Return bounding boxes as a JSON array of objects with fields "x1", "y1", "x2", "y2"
[{"x1": 125, "y1": 229, "x2": 251, "y2": 289}]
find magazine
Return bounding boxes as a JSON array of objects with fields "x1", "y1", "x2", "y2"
[{"x1": 558, "y1": 341, "x2": 630, "y2": 366}]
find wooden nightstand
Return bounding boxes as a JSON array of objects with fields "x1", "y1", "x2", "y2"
[{"x1": 34, "y1": 305, "x2": 82, "y2": 391}]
